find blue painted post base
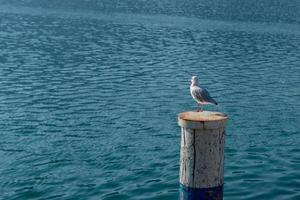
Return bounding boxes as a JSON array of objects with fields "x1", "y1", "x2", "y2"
[{"x1": 179, "y1": 184, "x2": 223, "y2": 200}]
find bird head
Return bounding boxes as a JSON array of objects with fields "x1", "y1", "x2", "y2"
[{"x1": 191, "y1": 76, "x2": 198, "y2": 84}]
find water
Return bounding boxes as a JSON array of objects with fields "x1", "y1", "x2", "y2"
[
  {"x1": 0, "y1": 4, "x2": 300, "y2": 200},
  {"x1": 1, "y1": 0, "x2": 300, "y2": 24}
]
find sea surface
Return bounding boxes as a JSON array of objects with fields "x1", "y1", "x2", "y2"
[{"x1": 0, "y1": 4, "x2": 300, "y2": 200}]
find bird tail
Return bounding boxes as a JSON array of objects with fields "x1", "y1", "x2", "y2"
[{"x1": 210, "y1": 99, "x2": 218, "y2": 105}]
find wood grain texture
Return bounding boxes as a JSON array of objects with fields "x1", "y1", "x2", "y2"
[{"x1": 179, "y1": 127, "x2": 225, "y2": 188}]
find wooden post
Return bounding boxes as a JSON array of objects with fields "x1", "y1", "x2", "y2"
[{"x1": 178, "y1": 111, "x2": 228, "y2": 200}]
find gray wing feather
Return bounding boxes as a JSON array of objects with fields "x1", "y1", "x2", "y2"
[
  {"x1": 202, "y1": 88, "x2": 217, "y2": 104},
  {"x1": 192, "y1": 87, "x2": 217, "y2": 105}
]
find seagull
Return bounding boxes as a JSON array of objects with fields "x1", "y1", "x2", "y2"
[{"x1": 190, "y1": 76, "x2": 218, "y2": 111}]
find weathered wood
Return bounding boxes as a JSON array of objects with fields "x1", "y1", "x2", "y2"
[{"x1": 178, "y1": 111, "x2": 227, "y2": 200}]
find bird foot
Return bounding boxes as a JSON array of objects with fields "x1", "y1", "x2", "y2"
[{"x1": 196, "y1": 108, "x2": 203, "y2": 112}]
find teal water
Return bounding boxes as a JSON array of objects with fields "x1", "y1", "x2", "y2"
[{"x1": 0, "y1": 4, "x2": 300, "y2": 200}]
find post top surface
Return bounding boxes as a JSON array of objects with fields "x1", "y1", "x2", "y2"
[{"x1": 178, "y1": 111, "x2": 227, "y2": 122}]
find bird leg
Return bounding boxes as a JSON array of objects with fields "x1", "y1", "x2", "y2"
[{"x1": 197, "y1": 103, "x2": 203, "y2": 112}]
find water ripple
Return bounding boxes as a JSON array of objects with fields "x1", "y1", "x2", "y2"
[{"x1": 0, "y1": 7, "x2": 299, "y2": 200}]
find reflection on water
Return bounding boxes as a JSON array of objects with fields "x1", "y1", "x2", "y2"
[{"x1": 0, "y1": 6, "x2": 300, "y2": 200}]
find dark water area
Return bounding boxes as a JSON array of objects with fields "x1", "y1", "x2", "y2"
[
  {"x1": 1, "y1": 0, "x2": 300, "y2": 24},
  {"x1": 0, "y1": 3, "x2": 300, "y2": 200}
]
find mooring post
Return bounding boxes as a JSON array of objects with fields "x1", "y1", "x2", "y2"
[{"x1": 178, "y1": 111, "x2": 228, "y2": 200}]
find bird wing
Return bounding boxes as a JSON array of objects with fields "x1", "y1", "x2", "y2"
[{"x1": 192, "y1": 86, "x2": 217, "y2": 104}]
